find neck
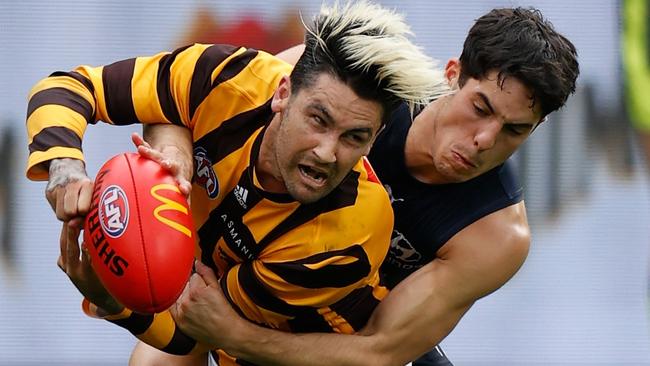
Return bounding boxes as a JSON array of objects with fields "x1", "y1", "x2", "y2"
[{"x1": 404, "y1": 97, "x2": 448, "y2": 184}]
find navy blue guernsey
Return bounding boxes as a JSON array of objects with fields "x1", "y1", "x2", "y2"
[{"x1": 368, "y1": 103, "x2": 524, "y2": 289}]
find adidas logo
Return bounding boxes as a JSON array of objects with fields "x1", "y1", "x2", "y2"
[{"x1": 234, "y1": 185, "x2": 249, "y2": 209}]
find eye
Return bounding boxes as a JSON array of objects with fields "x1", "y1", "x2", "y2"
[
  {"x1": 504, "y1": 124, "x2": 529, "y2": 136},
  {"x1": 350, "y1": 134, "x2": 365, "y2": 143},
  {"x1": 344, "y1": 132, "x2": 369, "y2": 146},
  {"x1": 311, "y1": 115, "x2": 326, "y2": 126},
  {"x1": 473, "y1": 104, "x2": 489, "y2": 117},
  {"x1": 309, "y1": 115, "x2": 328, "y2": 131}
]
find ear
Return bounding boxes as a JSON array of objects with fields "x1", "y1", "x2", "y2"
[
  {"x1": 444, "y1": 58, "x2": 461, "y2": 90},
  {"x1": 271, "y1": 75, "x2": 292, "y2": 113}
]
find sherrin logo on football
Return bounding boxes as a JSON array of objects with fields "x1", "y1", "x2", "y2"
[{"x1": 98, "y1": 185, "x2": 129, "y2": 238}]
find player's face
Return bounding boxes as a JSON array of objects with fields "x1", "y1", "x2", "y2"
[
  {"x1": 267, "y1": 74, "x2": 383, "y2": 203},
  {"x1": 428, "y1": 62, "x2": 542, "y2": 183}
]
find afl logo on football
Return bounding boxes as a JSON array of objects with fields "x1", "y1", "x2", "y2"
[{"x1": 98, "y1": 185, "x2": 129, "y2": 238}]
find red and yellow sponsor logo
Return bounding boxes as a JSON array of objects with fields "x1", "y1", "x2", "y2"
[{"x1": 150, "y1": 184, "x2": 192, "y2": 238}]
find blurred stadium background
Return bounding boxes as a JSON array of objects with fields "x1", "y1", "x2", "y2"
[{"x1": 1, "y1": 0, "x2": 649, "y2": 365}]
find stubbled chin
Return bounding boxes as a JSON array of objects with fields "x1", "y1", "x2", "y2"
[
  {"x1": 439, "y1": 165, "x2": 474, "y2": 184},
  {"x1": 292, "y1": 188, "x2": 326, "y2": 204}
]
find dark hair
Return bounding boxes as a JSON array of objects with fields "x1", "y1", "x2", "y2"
[
  {"x1": 288, "y1": 1, "x2": 448, "y2": 125},
  {"x1": 459, "y1": 7, "x2": 579, "y2": 118},
  {"x1": 290, "y1": 35, "x2": 394, "y2": 125}
]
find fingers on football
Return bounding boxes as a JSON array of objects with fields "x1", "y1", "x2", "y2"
[
  {"x1": 59, "y1": 224, "x2": 67, "y2": 269},
  {"x1": 134, "y1": 132, "x2": 163, "y2": 165},
  {"x1": 188, "y1": 272, "x2": 208, "y2": 298},
  {"x1": 169, "y1": 165, "x2": 192, "y2": 198},
  {"x1": 131, "y1": 132, "x2": 151, "y2": 149},
  {"x1": 133, "y1": 132, "x2": 192, "y2": 197},
  {"x1": 172, "y1": 281, "x2": 192, "y2": 317},
  {"x1": 56, "y1": 180, "x2": 92, "y2": 222},
  {"x1": 167, "y1": 162, "x2": 192, "y2": 197},
  {"x1": 134, "y1": 135, "x2": 164, "y2": 167},
  {"x1": 178, "y1": 180, "x2": 192, "y2": 198},
  {"x1": 77, "y1": 180, "x2": 94, "y2": 216},
  {"x1": 46, "y1": 189, "x2": 58, "y2": 212},
  {"x1": 66, "y1": 223, "x2": 81, "y2": 270},
  {"x1": 195, "y1": 260, "x2": 219, "y2": 287},
  {"x1": 81, "y1": 245, "x2": 94, "y2": 271},
  {"x1": 59, "y1": 223, "x2": 81, "y2": 274},
  {"x1": 54, "y1": 188, "x2": 66, "y2": 221}
]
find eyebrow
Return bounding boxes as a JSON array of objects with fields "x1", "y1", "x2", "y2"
[
  {"x1": 477, "y1": 92, "x2": 495, "y2": 115},
  {"x1": 310, "y1": 104, "x2": 334, "y2": 124},
  {"x1": 478, "y1": 92, "x2": 538, "y2": 129},
  {"x1": 309, "y1": 103, "x2": 374, "y2": 136}
]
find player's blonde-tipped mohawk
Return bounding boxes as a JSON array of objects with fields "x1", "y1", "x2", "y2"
[{"x1": 307, "y1": 0, "x2": 449, "y2": 112}]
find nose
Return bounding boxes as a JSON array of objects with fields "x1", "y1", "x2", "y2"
[
  {"x1": 474, "y1": 119, "x2": 500, "y2": 151},
  {"x1": 312, "y1": 134, "x2": 338, "y2": 163}
]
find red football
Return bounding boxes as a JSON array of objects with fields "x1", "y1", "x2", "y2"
[{"x1": 83, "y1": 152, "x2": 195, "y2": 314}]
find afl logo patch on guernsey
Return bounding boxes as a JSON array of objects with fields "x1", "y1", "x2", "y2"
[
  {"x1": 193, "y1": 146, "x2": 219, "y2": 199},
  {"x1": 98, "y1": 185, "x2": 129, "y2": 238}
]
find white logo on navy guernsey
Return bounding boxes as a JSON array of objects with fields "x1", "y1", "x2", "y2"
[
  {"x1": 234, "y1": 185, "x2": 249, "y2": 209},
  {"x1": 386, "y1": 230, "x2": 423, "y2": 270},
  {"x1": 384, "y1": 184, "x2": 404, "y2": 204}
]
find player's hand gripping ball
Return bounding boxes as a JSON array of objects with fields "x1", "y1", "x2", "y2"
[{"x1": 83, "y1": 153, "x2": 195, "y2": 314}]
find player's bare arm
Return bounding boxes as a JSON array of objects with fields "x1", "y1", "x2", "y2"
[
  {"x1": 163, "y1": 202, "x2": 529, "y2": 366},
  {"x1": 357, "y1": 201, "x2": 531, "y2": 365}
]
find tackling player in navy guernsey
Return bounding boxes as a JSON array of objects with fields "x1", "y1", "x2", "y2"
[
  {"x1": 122, "y1": 7, "x2": 578, "y2": 366},
  {"x1": 371, "y1": 103, "x2": 524, "y2": 290}
]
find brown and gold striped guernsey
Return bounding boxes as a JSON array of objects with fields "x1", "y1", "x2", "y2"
[{"x1": 26, "y1": 44, "x2": 393, "y2": 365}]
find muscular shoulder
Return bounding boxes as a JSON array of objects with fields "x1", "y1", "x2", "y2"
[
  {"x1": 441, "y1": 201, "x2": 530, "y2": 255},
  {"x1": 437, "y1": 201, "x2": 530, "y2": 299}
]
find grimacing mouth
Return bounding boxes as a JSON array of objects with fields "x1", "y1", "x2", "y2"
[{"x1": 298, "y1": 164, "x2": 328, "y2": 183}]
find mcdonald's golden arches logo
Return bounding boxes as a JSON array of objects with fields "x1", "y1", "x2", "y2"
[{"x1": 150, "y1": 184, "x2": 192, "y2": 238}]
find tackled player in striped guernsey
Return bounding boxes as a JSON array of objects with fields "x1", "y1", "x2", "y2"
[{"x1": 27, "y1": 2, "x2": 449, "y2": 365}]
